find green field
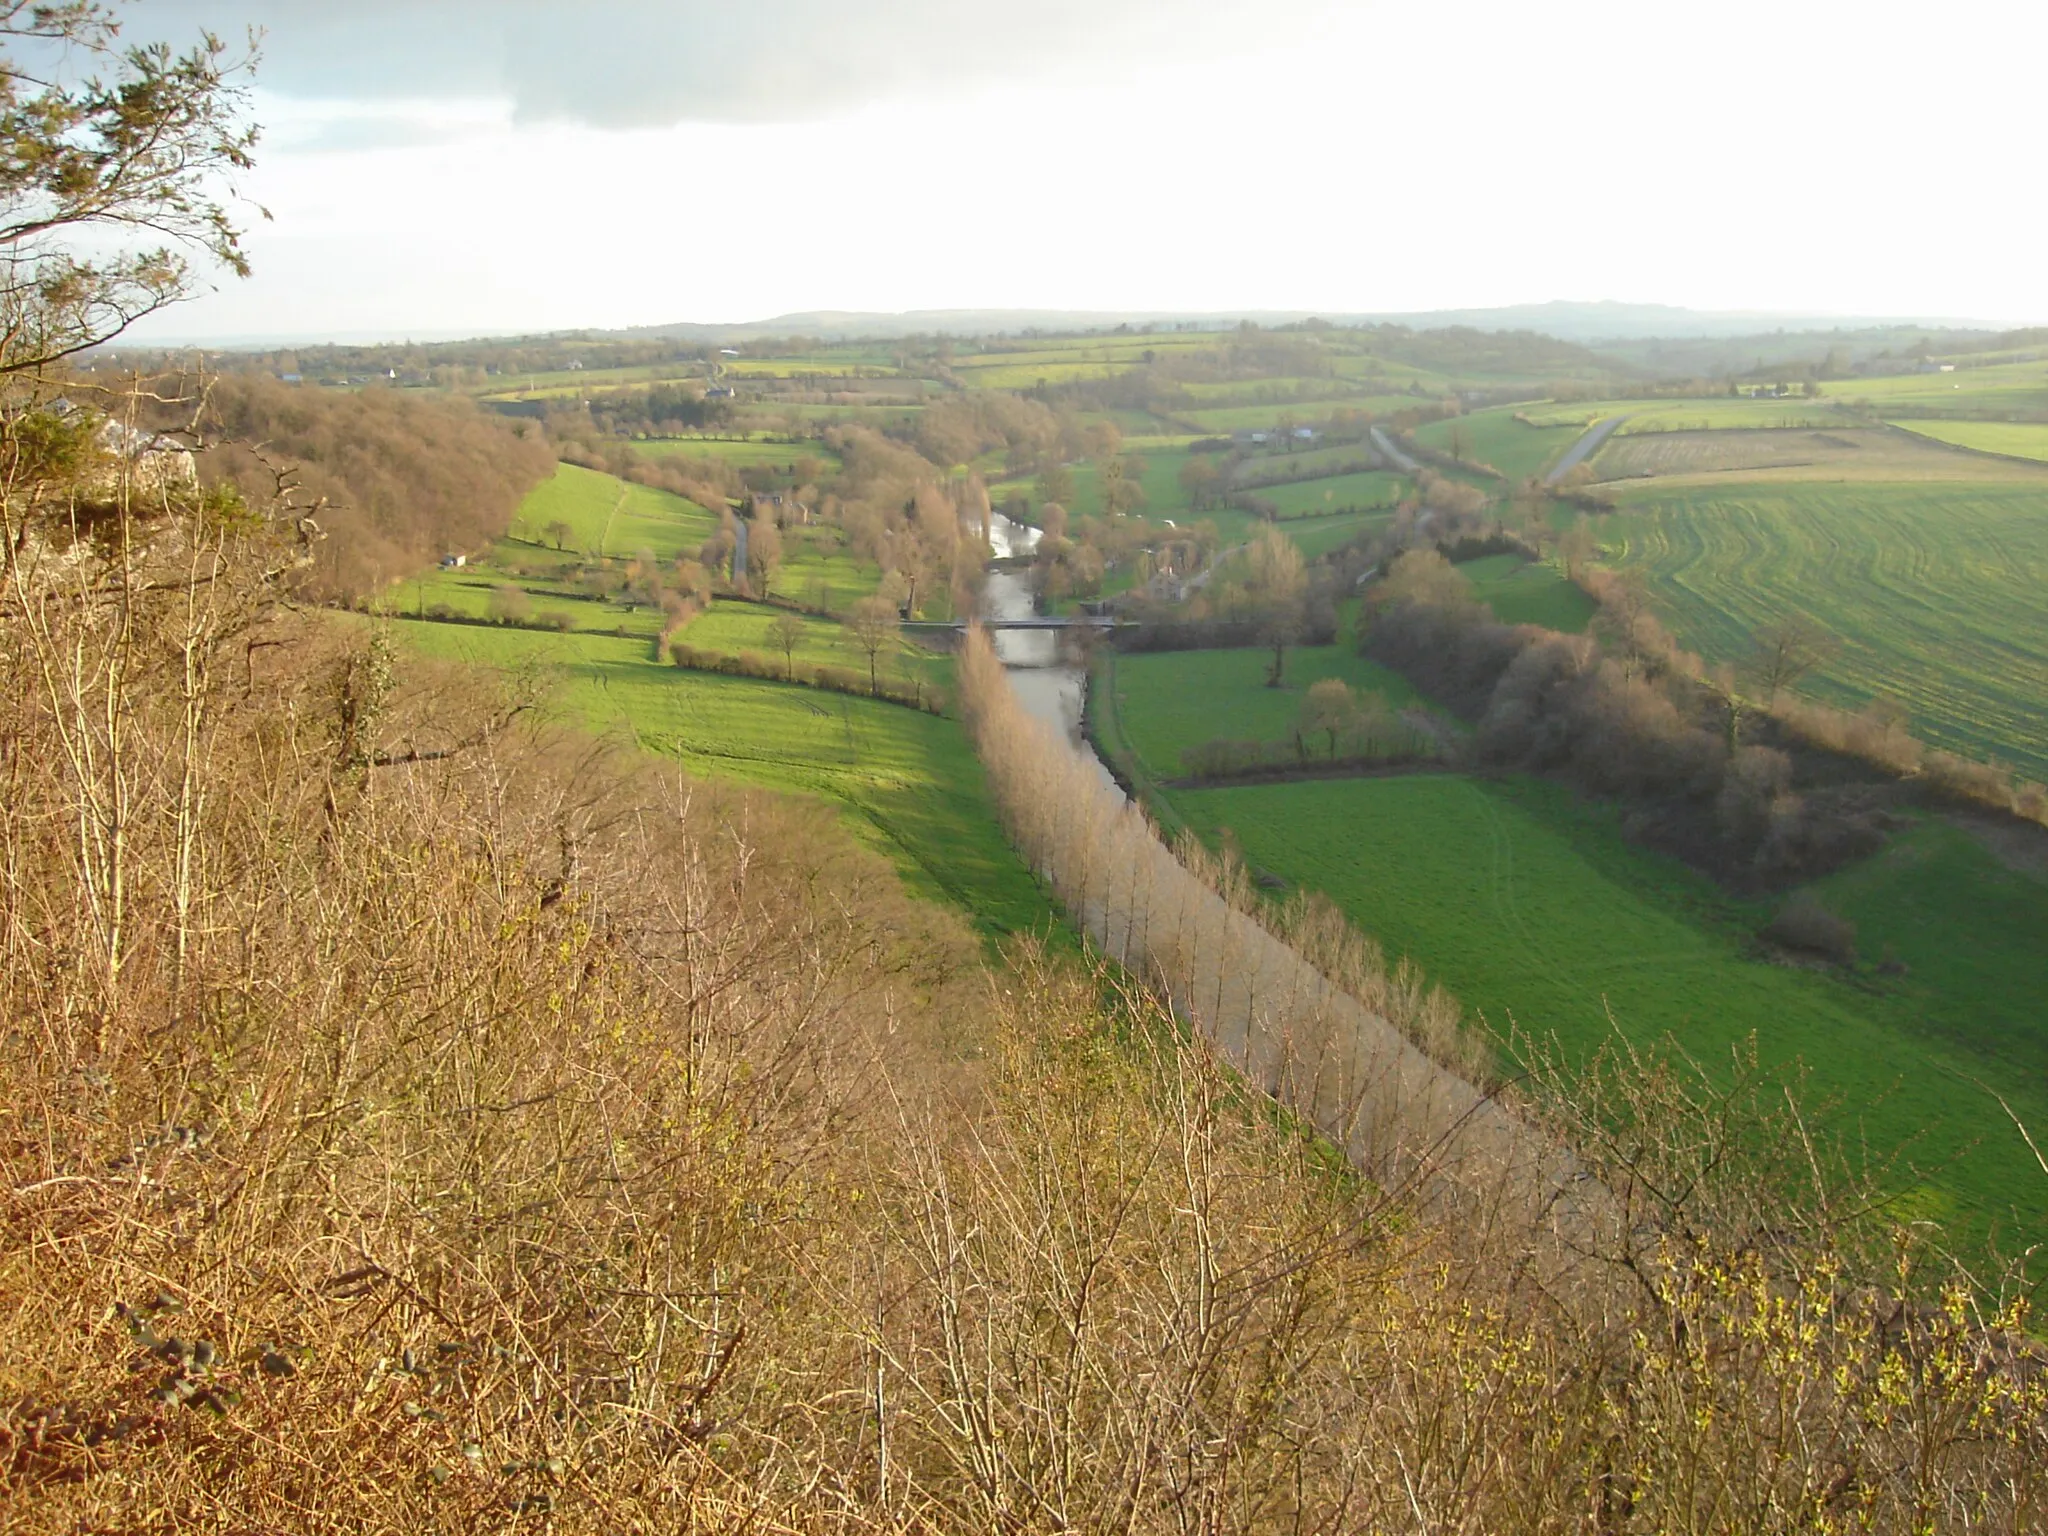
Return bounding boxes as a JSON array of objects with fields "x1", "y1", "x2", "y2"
[
  {"x1": 678, "y1": 599, "x2": 951, "y2": 695},
  {"x1": 1890, "y1": 419, "x2": 2048, "y2": 462},
  {"x1": 1460, "y1": 554, "x2": 1596, "y2": 631},
  {"x1": 1604, "y1": 481, "x2": 2048, "y2": 779},
  {"x1": 1170, "y1": 773, "x2": 2048, "y2": 1241},
  {"x1": 1068, "y1": 445, "x2": 1196, "y2": 520},
  {"x1": 1098, "y1": 644, "x2": 1433, "y2": 785},
  {"x1": 1250, "y1": 470, "x2": 1406, "y2": 518},
  {"x1": 1837, "y1": 360, "x2": 2048, "y2": 416},
  {"x1": 1413, "y1": 407, "x2": 1583, "y2": 485},
  {"x1": 510, "y1": 463, "x2": 719, "y2": 562},
  {"x1": 385, "y1": 620, "x2": 1050, "y2": 941},
  {"x1": 1181, "y1": 397, "x2": 1426, "y2": 432}
]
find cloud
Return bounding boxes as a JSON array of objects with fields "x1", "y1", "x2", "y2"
[{"x1": 128, "y1": 0, "x2": 1330, "y2": 127}]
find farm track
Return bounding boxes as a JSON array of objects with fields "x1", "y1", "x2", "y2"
[{"x1": 1546, "y1": 414, "x2": 1629, "y2": 484}]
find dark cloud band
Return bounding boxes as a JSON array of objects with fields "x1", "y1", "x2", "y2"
[{"x1": 126, "y1": 0, "x2": 1319, "y2": 126}]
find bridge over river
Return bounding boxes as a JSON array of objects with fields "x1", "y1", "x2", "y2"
[{"x1": 902, "y1": 614, "x2": 1120, "y2": 633}]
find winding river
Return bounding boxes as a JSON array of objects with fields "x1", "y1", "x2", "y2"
[{"x1": 983, "y1": 514, "x2": 1088, "y2": 740}]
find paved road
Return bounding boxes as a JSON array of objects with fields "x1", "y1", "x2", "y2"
[
  {"x1": 1545, "y1": 414, "x2": 1630, "y2": 485},
  {"x1": 1370, "y1": 425, "x2": 1421, "y2": 474}
]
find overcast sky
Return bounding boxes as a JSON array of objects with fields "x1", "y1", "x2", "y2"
[{"x1": 106, "y1": 0, "x2": 2046, "y2": 342}]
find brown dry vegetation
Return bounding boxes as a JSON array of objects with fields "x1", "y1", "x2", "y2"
[
  {"x1": 190, "y1": 377, "x2": 559, "y2": 600},
  {"x1": 2, "y1": 396, "x2": 2044, "y2": 1530}
]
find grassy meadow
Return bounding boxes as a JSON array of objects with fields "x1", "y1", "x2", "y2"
[
  {"x1": 1250, "y1": 470, "x2": 1405, "y2": 517},
  {"x1": 1461, "y1": 553, "x2": 1597, "y2": 631},
  {"x1": 386, "y1": 620, "x2": 1050, "y2": 941},
  {"x1": 1413, "y1": 407, "x2": 1582, "y2": 484},
  {"x1": 1097, "y1": 643, "x2": 1434, "y2": 786},
  {"x1": 509, "y1": 462, "x2": 719, "y2": 561},
  {"x1": 1169, "y1": 773, "x2": 2048, "y2": 1243},
  {"x1": 1890, "y1": 419, "x2": 2048, "y2": 462}
]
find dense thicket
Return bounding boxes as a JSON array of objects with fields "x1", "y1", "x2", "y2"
[
  {"x1": 196, "y1": 378, "x2": 557, "y2": 598},
  {"x1": 1366, "y1": 553, "x2": 1902, "y2": 886}
]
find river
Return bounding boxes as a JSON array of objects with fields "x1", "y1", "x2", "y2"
[{"x1": 984, "y1": 514, "x2": 1080, "y2": 731}]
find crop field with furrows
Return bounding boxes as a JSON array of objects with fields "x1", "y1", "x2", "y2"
[
  {"x1": 1168, "y1": 773, "x2": 2048, "y2": 1239},
  {"x1": 508, "y1": 463, "x2": 719, "y2": 562},
  {"x1": 1603, "y1": 481, "x2": 2048, "y2": 778},
  {"x1": 1618, "y1": 400, "x2": 1854, "y2": 433},
  {"x1": 384, "y1": 620, "x2": 1049, "y2": 940},
  {"x1": 1889, "y1": 419, "x2": 2048, "y2": 462},
  {"x1": 1247, "y1": 470, "x2": 1406, "y2": 518},
  {"x1": 1096, "y1": 644, "x2": 1431, "y2": 785},
  {"x1": 1593, "y1": 428, "x2": 2048, "y2": 487},
  {"x1": 1594, "y1": 428, "x2": 1880, "y2": 479},
  {"x1": 1521, "y1": 400, "x2": 1851, "y2": 433},
  {"x1": 1413, "y1": 407, "x2": 1582, "y2": 485},
  {"x1": 1458, "y1": 553, "x2": 1596, "y2": 631}
]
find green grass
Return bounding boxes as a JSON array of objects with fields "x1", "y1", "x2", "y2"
[
  {"x1": 1413, "y1": 407, "x2": 1583, "y2": 485},
  {"x1": 511, "y1": 463, "x2": 719, "y2": 563},
  {"x1": 384, "y1": 620, "x2": 1051, "y2": 942},
  {"x1": 1289, "y1": 508, "x2": 1397, "y2": 559},
  {"x1": 1837, "y1": 360, "x2": 2048, "y2": 416},
  {"x1": 1100, "y1": 644, "x2": 1430, "y2": 783},
  {"x1": 1168, "y1": 773, "x2": 2048, "y2": 1242},
  {"x1": 1249, "y1": 471, "x2": 1405, "y2": 518},
  {"x1": 1889, "y1": 420, "x2": 2048, "y2": 463},
  {"x1": 1603, "y1": 481, "x2": 2048, "y2": 779},
  {"x1": 1067, "y1": 446, "x2": 1197, "y2": 520},
  {"x1": 1460, "y1": 554, "x2": 1596, "y2": 632},
  {"x1": 677, "y1": 600, "x2": 952, "y2": 697}
]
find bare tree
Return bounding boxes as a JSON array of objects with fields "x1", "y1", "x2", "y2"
[
  {"x1": 768, "y1": 609, "x2": 806, "y2": 681},
  {"x1": 848, "y1": 595, "x2": 899, "y2": 696},
  {"x1": 1557, "y1": 518, "x2": 1598, "y2": 581},
  {"x1": 1744, "y1": 614, "x2": 1840, "y2": 705},
  {"x1": 1244, "y1": 526, "x2": 1306, "y2": 688},
  {"x1": 747, "y1": 509, "x2": 783, "y2": 596},
  {"x1": 1300, "y1": 678, "x2": 1356, "y2": 759}
]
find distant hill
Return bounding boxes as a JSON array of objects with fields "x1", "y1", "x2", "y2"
[{"x1": 631, "y1": 301, "x2": 2009, "y2": 346}]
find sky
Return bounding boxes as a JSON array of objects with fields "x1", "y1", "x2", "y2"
[{"x1": 96, "y1": 0, "x2": 2048, "y2": 343}]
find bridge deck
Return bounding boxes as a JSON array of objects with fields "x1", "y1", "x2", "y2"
[{"x1": 902, "y1": 616, "x2": 1120, "y2": 631}]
